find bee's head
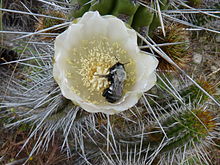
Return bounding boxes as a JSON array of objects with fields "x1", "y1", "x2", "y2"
[
  {"x1": 113, "y1": 55, "x2": 129, "y2": 66},
  {"x1": 116, "y1": 62, "x2": 130, "y2": 68}
]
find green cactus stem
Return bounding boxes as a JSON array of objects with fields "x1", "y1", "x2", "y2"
[
  {"x1": 155, "y1": 108, "x2": 216, "y2": 153},
  {"x1": 35, "y1": 10, "x2": 66, "y2": 36},
  {"x1": 149, "y1": 0, "x2": 170, "y2": 35},
  {"x1": 68, "y1": 0, "x2": 170, "y2": 34},
  {"x1": 69, "y1": 0, "x2": 91, "y2": 18},
  {"x1": 186, "y1": 0, "x2": 202, "y2": 8},
  {"x1": 180, "y1": 79, "x2": 216, "y2": 104},
  {"x1": 152, "y1": 23, "x2": 191, "y2": 72},
  {"x1": 132, "y1": 5, "x2": 154, "y2": 36},
  {"x1": 153, "y1": 77, "x2": 216, "y2": 112},
  {"x1": 89, "y1": 0, "x2": 115, "y2": 15},
  {"x1": 111, "y1": 0, "x2": 139, "y2": 25}
]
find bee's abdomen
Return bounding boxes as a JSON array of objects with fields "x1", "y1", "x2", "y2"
[{"x1": 102, "y1": 88, "x2": 120, "y2": 103}]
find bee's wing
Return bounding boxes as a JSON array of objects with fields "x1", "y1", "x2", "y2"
[{"x1": 111, "y1": 77, "x2": 124, "y2": 97}]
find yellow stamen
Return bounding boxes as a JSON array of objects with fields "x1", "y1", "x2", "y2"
[{"x1": 65, "y1": 36, "x2": 136, "y2": 105}]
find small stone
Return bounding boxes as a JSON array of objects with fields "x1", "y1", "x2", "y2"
[{"x1": 192, "y1": 53, "x2": 203, "y2": 64}]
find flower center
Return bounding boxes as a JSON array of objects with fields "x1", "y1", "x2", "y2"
[
  {"x1": 66, "y1": 37, "x2": 136, "y2": 105},
  {"x1": 79, "y1": 43, "x2": 117, "y2": 93}
]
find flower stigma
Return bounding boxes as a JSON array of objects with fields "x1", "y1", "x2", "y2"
[{"x1": 65, "y1": 36, "x2": 136, "y2": 105}]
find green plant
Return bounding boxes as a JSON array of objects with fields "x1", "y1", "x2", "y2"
[{"x1": 0, "y1": 0, "x2": 219, "y2": 164}]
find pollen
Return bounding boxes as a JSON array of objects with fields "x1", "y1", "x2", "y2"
[
  {"x1": 79, "y1": 40, "x2": 117, "y2": 93},
  {"x1": 66, "y1": 36, "x2": 136, "y2": 105}
]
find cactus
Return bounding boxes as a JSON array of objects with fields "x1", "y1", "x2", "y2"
[
  {"x1": 68, "y1": 0, "x2": 169, "y2": 35},
  {"x1": 152, "y1": 23, "x2": 191, "y2": 72},
  {"x1": 187, "y1": 0, "x2": 202, "y2": 8},
  {"x1": 155, "y1": 106, "x2": 217, "y2": 164},
  {"x1": 132, "y1": 5, "x2": 154, "y2": 37},
  {"x1": 69, "y1": 0, "x2": 91, "y2": 18},
  {"x1": 73, "y1": 102, "x2": 218, "y2": 164},
  {"x1": 148, "y1": 0, "x2": 170, "y2": 35},
  {"x1": 192, "y1": 2, "x2": 220, "y2": 26},
  {"x1": 111, "y1": 0, "x2": 139, "y2": 25},
  {"x1": 99, "y1": 103, "x2": 218, "y2": 164},
  {"x1": 180, "y1": 79, "x2": 216, "y2": 104},
  {"x1": 89, "y1": 0, "x2": 115, "y2": 15},
  {"x1": 35, "y1": 10, "x2": 66, "y2": 38},
  {"x1": 1, "y1": 0, "x2": 220, "y2": 164},
  {"x1": 161, "y1": 108, "x2": 216, "y2": 150}
]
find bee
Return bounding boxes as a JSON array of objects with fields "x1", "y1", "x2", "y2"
[{"x1": 102, "y1": 62, "x2": 127, "y2": 103}]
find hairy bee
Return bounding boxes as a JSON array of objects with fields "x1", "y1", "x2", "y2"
[{"x1": 102, "y1": 62, "x2": 127, "y2": 103}]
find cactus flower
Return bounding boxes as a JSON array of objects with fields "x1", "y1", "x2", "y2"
[{"x1": 53, "y1": 11, "x2": 158, "y2": 114}]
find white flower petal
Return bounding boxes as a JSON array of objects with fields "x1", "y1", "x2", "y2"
[
  {"x1": 78, "y1": 11, "x2": 108, "y2": 37},
  {"x1": 122, "y1": 29, "x2": 139, "y2": 55},
  {"x1": 132, "y1": 52, "x2": 158, "y2": 91},
  {"x1": 105, "y1": 17, "x2": 131, "y2": 43},
  {"x1": 143, "y1": 72, "x2": 157, "y2": 91},
  {"x1": 55, "y1": 24, "x2": 83, "y2": 53},
  {"x1": 53, "y1": 11, "x2": 158, "y2": 115}
]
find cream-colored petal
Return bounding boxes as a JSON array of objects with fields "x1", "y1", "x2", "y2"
[
  {"x1": 60, "y1": 82, "x2": 85, "y2": 107},
  {"x1": 143, "y1": 72, "x2": 157, "y2": 91},
  {"x1": 79, "y1": 92, "x2": 140, "y2": 115},
  {"x1": 123, "y1": 38, "x2": 139, "y2": 57},
  {"x1": 53, "y1": 63, "x2": 61, "y2": 83},
  {"x1": 105, "y1": 17, "x2": 130, "y2": 43},
  {"x1": 111, "y1": 93, "x2": 141, "y2": 111},
  {"x1": 132, "y1": 53, "x2": 158, "y2": 91},
  {"x1": 53, "y1": 11, "x2": 158, "y2": 115},
  {"x1": 78, "y1": 11, "x2": 108, "y2": 38},
  {"x1": 55, "y1": 24, "x2": 83, "y2": 53},
  {"x1": 142, "y1": 53, "x2": 158, "y2": 75},
  {"x1": 78, "y1": 11, "x2": 99, "y2": 24},
  {"x1": 122, "y1": 29, "x2": 138, "y2": 55},
  {"x1": 64, "y1": 24, "x2": 84, "y2": 47},
  {"x1": 80, "y1": 103, "x2": 118, "y2": 115},
  {"x1": 127, "y1": 28, "x2": 137, "y2": 42}
]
